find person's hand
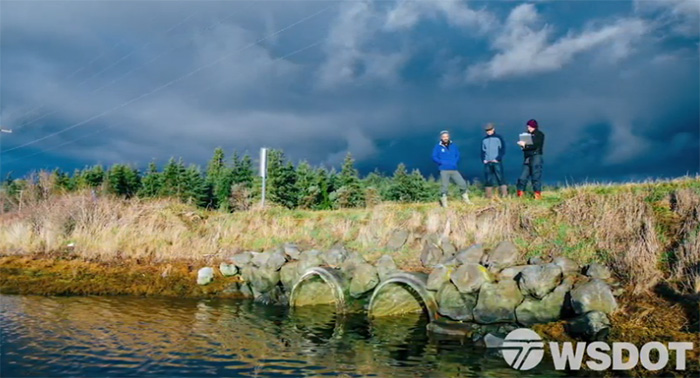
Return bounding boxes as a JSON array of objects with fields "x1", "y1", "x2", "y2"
[
  {"x1": 491, "y1": 160, "x2": 499, "y2": 163},
  {"x1": 483, "y1": 160, "x2": 488, "y2": 164},
  {"x1": 517, "y1": 141, "x2": 526, "y2": 147}
]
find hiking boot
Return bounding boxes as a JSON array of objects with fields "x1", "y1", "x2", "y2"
[
  {"x1": 440, "y1": 194, "x2": 448, "y2": 208},
  {"x1": 534, "y1": 191, "x2": 542, "y2": 200},
  {"x1": 462, "y1": 191, "x2": 473, "y2": 205},
  {"x1": 485, "y1": 187, "x2": 493, "y2": 199},
  {"x1": 500, "y1": 185, "x2": 508, "y2": 198},
  {"x1": 517, "y1": 190, "x2": 524, "y2": 198}
]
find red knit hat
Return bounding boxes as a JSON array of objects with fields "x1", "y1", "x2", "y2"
[{"x1": 526, "y1": 119, "x2": 539, "y2": 129}]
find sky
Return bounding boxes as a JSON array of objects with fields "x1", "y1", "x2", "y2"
[{"x1": 0, "y1": 0, "x2": 698, "y2": 184}]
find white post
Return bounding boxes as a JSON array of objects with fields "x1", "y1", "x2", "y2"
[{"x1": 260, "y1": 147, "x2": 268, "y2": 208}]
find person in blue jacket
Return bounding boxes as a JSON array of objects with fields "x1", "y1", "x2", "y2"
[
  {"x1": 432, "y1": 130, "x2": 472, "y2": 207},
  {"x1": 481, "y1": 123, "x2": 508, "y2": 199}
]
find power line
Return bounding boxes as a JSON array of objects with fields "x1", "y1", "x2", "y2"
[
  {"x1": 2, "y1": 38, "x2": 325, "y2": 165},
  {"x1": 11, "y1": 11, "x2": 200, "y2": 130}
]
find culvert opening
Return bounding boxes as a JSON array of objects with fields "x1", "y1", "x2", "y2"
[
  {"x1": 368, "y1": 273, "x2": 437, "y2": 321},
  {"x1": 289, "y1": 267, "x2": 346, "y2": 312}
]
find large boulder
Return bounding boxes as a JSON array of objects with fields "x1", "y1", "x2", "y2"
[
  {"x1": 456, "y1": 244, "x2": 484, "y2": 265},
  {"x1": 570, "y1": 279, "x2": 618, "y2": 315},
  {"x1": 230, "y1": 252, "x2": 253, "y2": 268},
  {"x1": 251, "y1": 251, "x2": 271, "y2": 268},
  {"x1": 297, "y1": 250, "x2": 324, "y2": 274},
  {"x1": 516, "y1": 277, "x2": 573, "y2": 326},
  {"x1": 427, "y1": 265, "x2": 452, "y2": 291},
  {"x1": 437, "y1": 282, "x2": 477, "y2": 321},
  {"x1": 387, "y1": 229, "x2": 409, "y2": 250},
  {"x1": 565, "y1": 311, "x2": 611, "y2": 341},
  {"x1": 483, "y1": 241, "x2": 521, "y2": 272},
  {"x1": 450, "y1": 263, "x2": 494, "y2": 294},
  {"x1": 197, "y1": 267, "x2": 214, "y2": 285},
  {"x1": 283, "y1": 243, "x2": 301, "y2": 260},
  {"x1": 219, "y1": 263, "x2": 238, "y2": 277},
  {"x1": 498, "y1": 265, "x2": 530, "y2": 281},
  {"x1": 249, "y1": 268, "x2": 280, "y2": 294},
  {"x1": 440, "y1": 236, "x2": 457, "y2": 257},
  {"x1": 240, "y1": 265, "x2": 256, "y2": 283},
  {"x1": 323, "y1": 245, "x2": 348, "y2": 268},
  {"x1": 280, "y1": 261, "x2": 300, "y2": 292},
  {"x1": 349, "y1": 263, "x2": 380, "y2": 298},
  {"x1": 375, "y1": 255, "x2": 398, "y2": 282},
  {"x1": 339, "y1": 251, "x2": 365, "y2": 277},
  {"x1": 553, "y1": 256, "x2": 580, "y2": 276},
  {"x1": 518, "y1": 263, "x2": 563, "y2": 299},
  {"x1": 420, "y1": 242, "x2": 443, "y2": 268},
  {"x1": 585, "y1": 263, "x2": 612, "y2": 280},
  {"x1": 473, "y1": 280, "x2": 524, "y2": 324},
  {"x1": 265, "y1": 250, "x2": 287, "y2": 271}
]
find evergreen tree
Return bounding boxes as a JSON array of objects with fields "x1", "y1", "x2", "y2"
[
  {"x1": 295, "y1": 161, "x2": 316, "y2": 209},
  {"x1": 409, "y1": 168, "x2": 429, "y2": 202},
  {"x1": 313, "y1": 167, "x2": 333, "y2": 210},
  {"x1": 206, "y1": 148, "x2": 229, "y2": 209},
  {"x1": 269, "y1": 161, "x2": 298, "y2": 209},
  {"x1": 233, "y1": 153, "x2": 254, "y2": 187},
  {"x1": 333, "y1": 153, "x2": 364, "y2": 208},
  {"x1": 139, "y1": 162, "x2": 162, "y2": 198},
  {"x1": 388, "y1": 163, "x2": 412, "y2": 202},
  {"x1": 181, "y1": 165, "x2": 209, "y2": 207},
  {"x1": 159, "y1": 158, "x2": 186, "y2": 198},
  {"x1": 51, "y1": 169, "x2": 72, "y2": 192}
]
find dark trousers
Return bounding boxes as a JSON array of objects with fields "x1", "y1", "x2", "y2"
[
  {"x1": 516, "y1": 154, "x2": 543, "y2": 192},
  {"x1": 484, "y1": 162, "x2": 506, "y2": 187}
]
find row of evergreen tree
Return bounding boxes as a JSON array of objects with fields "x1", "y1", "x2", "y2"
[{"x1": 2, "y1": 148, "x2": 489, "y2": 210}]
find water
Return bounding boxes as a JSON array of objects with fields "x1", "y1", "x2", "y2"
[{"x1": 1, "y1": 295, "x2": 564, "y2": 377}]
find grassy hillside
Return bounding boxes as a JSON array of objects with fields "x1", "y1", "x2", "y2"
[{"x1": 1, "y1": 176, "x2": 699, "y2": 295}]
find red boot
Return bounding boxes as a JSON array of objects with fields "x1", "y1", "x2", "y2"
[
  {"x1": 534, "y1": 192, "x2": 542, "y2": 200},
  {"x1": 517, "y1": 190, "x2": 524, "y2": 198}
]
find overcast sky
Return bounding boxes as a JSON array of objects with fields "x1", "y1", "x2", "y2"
[{"x1": 1, "y1": 0, "x2": 698, "y2": 183}]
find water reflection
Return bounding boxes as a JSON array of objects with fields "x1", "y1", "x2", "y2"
[{"x1": 1, "y1": 295, "x2": 566, "y2": 377}]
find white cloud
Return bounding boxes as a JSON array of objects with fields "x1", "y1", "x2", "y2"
[
  {"x1": 635, "y1": 0, "x2": 699, "y2": 36},
  {"x1": 467, "y1": 4, "x2": 648, "y2": 82},
  {"x1": 385, "y1": 0, "x2": 496, "y2": 32}
]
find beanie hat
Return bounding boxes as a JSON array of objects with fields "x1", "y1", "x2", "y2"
[
  {"x1": 526, "y1": 119, "x2": 539, "y2": 129},
  {"x1": 439, "y1": 130, "x2": 449, "y2": 136}
]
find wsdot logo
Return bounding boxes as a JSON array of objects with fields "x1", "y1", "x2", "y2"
[
  {"x1": 500, "y1": 328, "x2": 545, "y2": 370},
  {"x1": 497, "y1": 328, "x2": 694, "y2": 372}
]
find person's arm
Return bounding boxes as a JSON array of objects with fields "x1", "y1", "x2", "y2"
[
  {"x1": 523, "y1": 132, "x2": 543, "y2": 152},
  {"x1": 496, "y1": 135, "x2": 505, "y2": 161},
  {"x1": 480, "y1": 139, "x2": 486, "y2": 162},
  {"x1": 454, "y1": 144, "x2": 461, "y2": 164},
  {"x1": 432, "y1": 145, "x2": 441, "y2": 165}
]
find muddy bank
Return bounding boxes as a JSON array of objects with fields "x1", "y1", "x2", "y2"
[{"x1": 0, "y1": 255, "x2": 243, "y2": 298}]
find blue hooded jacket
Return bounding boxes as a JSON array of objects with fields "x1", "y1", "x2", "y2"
[{"x1": 432, "y1": 141, "x2": 460, "y2": 171}]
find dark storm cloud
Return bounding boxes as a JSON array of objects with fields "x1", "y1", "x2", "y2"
[{"x1": 0, "y1": 0, "x2": 697, "y2": 182}]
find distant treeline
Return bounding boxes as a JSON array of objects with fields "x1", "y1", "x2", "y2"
[{"x1": 1, "y1": 148, "x2": 556, "y2": 210}]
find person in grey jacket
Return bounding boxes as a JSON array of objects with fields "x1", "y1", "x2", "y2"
[{"x1": 481, "y1": 123, "x2": 507, "y2": 198}]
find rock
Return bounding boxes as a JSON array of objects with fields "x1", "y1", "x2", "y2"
[
  {"x1": 426, "y1": 321, "x2": 475, "y2": 338},
  {"x1": 197, "y1": 267, "x2": 214, "y2": 285},
  {"x1": 528, "y1": 256, "x2": 546, "y2": 265},
  {"x1": 283, "y1": 243, "x2": 301, "y2": 260},
  {"x1": 516, "y1": 277, "x2": 573, "y2": 326},
  {"x1": 450, "y1": 263, "x2": 494, "y2": 294},
  {"x1": 570, "y1": 279, "x2": 618, "y2": 315},
  {"x1": 498, "y1": 265, "x2": 530, "y2": 281},
  {"x1": 420, "y1": 241, "x2": 443, "y2": 268},
  {"x1": 473, "y1": 280, "x2": 524, "y2": 324},
  {"x1": 349, "y1": 263, "x2": 380, "y2": 298},
  {"x1": 375, "y1": 255, "x2": 398, "y2": 282},
  {"x1": 565, "y1": 311, "x2": 611, "y2": 341},
  {"x1": 553, "y1": 257, "x2": 580, "y2": 276},
  {"x1": 456, "y1": 244, "x2": 484, "y2": 265},
  {"x1": 484, "y1": 333, "x2": 505, "y2": 349},
  {"x1": 437, "y1": 282, "x2": 477, "y2": 321},
  {"x1": 427, "y1": 265, "x2": 452, "y2": 291},
  {"x1": 297, "y1": 250, "x2": 323, "y2": 275},
  {"x1": 518, "y1": 263, "x2": 563, "y2": 299},
  {"x1": 280, "y1": 262, "x2": 300, "y2": 292},
  {"x1": 483, "y1": 241, "x2": 521, "y2": 272},
  {"x1": 265, "y1": 250, "x2": 287, "y2": 271},
  {"x1": 387, "y1": 229, "x2": 409, "y2": 250},
  {"x1": 240, "y1": 265, "x2": 256, "y2": 283},
  {"x1": 249, "y1": 268, "x2": 280, "y2": 294},
  {"x1": 251, "y1": 251, "x2": 271, "y2": 267},
  {"x1": 585, "y1": 263, "x2": 612, "y2": 280},
  {"x1": 323, "y1": 245, "x2": 348, "y2": 268},
  {"x1": 230, "y1": 252, "x2": 253, "y2": 268},
  {"x1": 219, "y1": 263, "x2": 238, "y2": 277},
  {"x1": 255, "y1": 285, "x2": 288, "y2": 306},
  {"x1": 440, "y1": 235, "x2": 457, "y2": 257},
  {"x1": 239, "y1": 283, "x2": 253, "y2": 298},
  {"x1": 339, "y1": 251, "x2": 365, "y2": 276},
  {"x1": 438, "y1": 255, "x2": 460, "y2": 267}
]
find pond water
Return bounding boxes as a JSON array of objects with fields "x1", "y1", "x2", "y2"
[{"x1": 0, "y1": 295, "x2": 566, "y2": 377}]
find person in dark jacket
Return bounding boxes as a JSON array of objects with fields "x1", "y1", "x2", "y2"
[
  {"x1": 432, "y1": 130, "x2": 472, "y2": 207},
  {"x1": 516, "y1": 119, "x2": 545, "y2": 199},
  {"x1": 481, "y1": 123, "x2": 507, "y2": 199}
]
